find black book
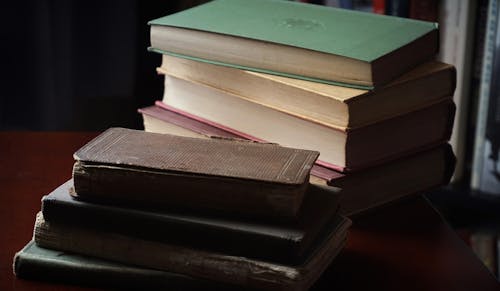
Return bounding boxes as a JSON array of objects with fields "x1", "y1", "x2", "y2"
[{"x1": 42, "y1": 180, "x2": 341, "y2": 264}]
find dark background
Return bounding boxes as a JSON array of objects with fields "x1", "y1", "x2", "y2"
[{"x1": 0, "y1": 0, "x2": 207, "y2": 130}]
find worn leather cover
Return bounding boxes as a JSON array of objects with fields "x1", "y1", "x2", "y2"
[
  {"x1": 34, "y1": 212, "x2": 350, "y2": 291},
  {"x1": 43, "y1": 180, "x2": 341, "y2": 264},
  {"x1": 74, "y1": 127, "x2": 318, "y2": 184},
  {"x1": 73, "y1": 128, "x2": 319, "y2": 219}
]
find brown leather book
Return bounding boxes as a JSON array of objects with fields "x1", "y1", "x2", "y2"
[{"x1": 72, "y1": 128, "x2": 319, "y2": 220}]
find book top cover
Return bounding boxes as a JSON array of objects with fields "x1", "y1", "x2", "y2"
[
  {"x1": 74, "y1": 128, "x2": 319, "y2": 185},
  {"x1": 148, "y1": 0, "x2": 438, "y2": 63}
]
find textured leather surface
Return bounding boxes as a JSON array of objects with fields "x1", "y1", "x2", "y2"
[{"x1": 74, "y1": 128, "x2": 319, "y2": 184}]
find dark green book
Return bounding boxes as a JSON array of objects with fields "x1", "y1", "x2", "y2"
[
  {"x1": 13, "y1": 240, "x2": 230, "y2": 290},
  {"x1": 42, "y1": 180, "x2": 341, "y2": 265},
  {"x1": 148, "y1": 0, "x2": 438, "y2": 89},
  {"x1": 34, "y1": 213, "x2": 350, "y2": 291}
]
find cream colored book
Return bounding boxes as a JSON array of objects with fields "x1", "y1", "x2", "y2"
[
  {"x1": 158, "y1": 55, "x2": 455, "y2": 131},
  {"x1": 158, "y1": 74, "x2": 455, "y2": 171}
]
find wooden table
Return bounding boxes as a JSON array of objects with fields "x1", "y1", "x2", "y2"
[{"x1": 0, "y1": 132, "x2": 499, "y2": 290}]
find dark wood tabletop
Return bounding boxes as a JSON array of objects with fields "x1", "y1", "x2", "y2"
[{"x1": 1, "y1": 131, "x2": 499, "y2": 291}]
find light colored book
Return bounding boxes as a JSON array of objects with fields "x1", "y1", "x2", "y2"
[
  {"x1": 158, "y1": 54, "x2": 455, "y2": 131},
  {"x1": 158, "y1": 74, "x2": 455, "y2": 172}
]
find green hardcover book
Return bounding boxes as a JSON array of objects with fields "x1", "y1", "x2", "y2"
[
  {"x1": 13, "y1": 240, "x2": 231, "y2": 290},
  {"x1": 148, "y1": 0, "x2": 439, "y2": 89},
  {"x1": 34, "y1": 213, "x2": 351, "y2": 291}
]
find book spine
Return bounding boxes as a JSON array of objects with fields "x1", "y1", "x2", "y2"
[
  {"x1": 72, "y1": 161, "x2": 305, "y2": 220},
  {"x1": 33, "y1": 213, "x2": 302, "y2": 290},
  {"x1": 41, "y1": 196, "x2": 303, "y2": 264}
]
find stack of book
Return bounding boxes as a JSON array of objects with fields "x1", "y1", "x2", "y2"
[
  {"x1": 140, "y1": 0, "x2": 457, "y2": 215},
  {"x1": 14, "y1": 128, "x2": 351, "y2": 290}
]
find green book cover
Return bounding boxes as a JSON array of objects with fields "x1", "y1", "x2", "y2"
[
  {"x1": 13, "y1": 240, "x2": 230, "y2": 290},
  {"x1": 148, "y1": 0, "x2": 438, "y2": 89},
  {"x1": 149, "y1": 0, "x2": 436, "y2": 62}
]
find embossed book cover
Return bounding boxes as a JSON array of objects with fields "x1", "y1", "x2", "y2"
[{"x1": 72, "y1": 128, "x2": 319, "y2": 220}]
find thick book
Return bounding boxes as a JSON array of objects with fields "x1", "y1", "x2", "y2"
[
  {"x1": 333, "y1": 143, "x2": 455, "y2": 215},
  {"x1": 139, "y1": 105, "x2": 456, "y2": 215},
  {"x1": 148, "y1": 0, "x2": 438, "y2": 89},
  {"x1": 158, "y1": 74, "x2": 455, "y2": 172},
  {"x1": 158, "y1": 53, "x2": 456, "y2": 130},
  {"x1": 72, "y1": 128, "x2": 319, "y2": 220},
  {"x1": 42, "y1": 180, "x2": 341, "y2": 264},
  {"x1": 13, "y1": 240, "x2": 229, "y2": 290},
  {"x1": 34, "y1": 212, "x2": 351, "y2": 291}
]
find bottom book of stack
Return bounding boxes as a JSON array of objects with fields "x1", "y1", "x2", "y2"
[
  {"x1": 14, "y1": 240, "x2": 229, "y2": 290},
  {"x1": 14, "y1": 180, "x2": 350, "y2": 290}
]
